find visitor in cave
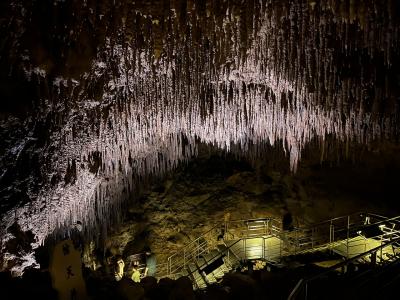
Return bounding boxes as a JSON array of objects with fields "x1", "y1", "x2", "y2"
[
  {"x1": 131, "y1": 261, "x2": 141, "y2": 283},
  {"x1": 282, "y1": 209, "x2": 294, "y2": 231},
  {"x1": 370, "y1": 251, "x2": 377, "y2": 266},
  {"x1": 1, "y1": 1, "x2": 400, "y2": 299},
  {"x1": 217, "y1": 212, "x2": 231, "y2": 241},
  {"x1": 360, "y1": 213, "x2": 371, "y2": 225},
  {"x1": 217, "y1": 228, "x2": 225, "y2": 241},
  {"x1": 144, "y1": 248, "x2": 157, "y2": 277},
  {"x1": 114, "y1": 256, "x2": 125, "y2": 281}
]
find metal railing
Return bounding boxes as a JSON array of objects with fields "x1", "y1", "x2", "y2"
[
  {"x1": 163, "y1": 216, "x2": 281, "y2": 278},
  {"x1": 228, "y1": 236, "x2": 283, "y2": 263},
  {"x1": 158, "y1": 212, "x2": 400, "y2": 282},
  {"x1": 166, "y1": 224, "x2": 222, "y2": 277},
  {"x1": 281, "y1": 212, "x2": 397, "y2": 257},
  {"x1": 288, "y1": 236, "x2": 400, "y2": 299}
]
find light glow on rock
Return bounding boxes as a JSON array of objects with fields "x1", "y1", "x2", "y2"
[{"x1": 0, "y1": 1, "x2": 398, "y2": 273}]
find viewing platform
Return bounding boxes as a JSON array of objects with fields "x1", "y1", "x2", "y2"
[{"x1": 152, "y1": 212, "x2": 400, "y2": 297}]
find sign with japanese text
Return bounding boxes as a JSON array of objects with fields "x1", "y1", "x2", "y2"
[{"x1": 49, "y1": 240, "x2": 88, "y2": 300}]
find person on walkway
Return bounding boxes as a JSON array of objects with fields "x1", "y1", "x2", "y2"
[
  {"x1": 114, "y1": 256, "x2": 125, "y2": 281},
  {"x1": 370, "y1": 251, "x2": 377, "y2": 266},
  {"x1": 131, "y1": 262, "x2": 141, "y2": 283},
  {"x1": 282, "y1": 208, "x2": 294, "y2": 231},
  {"x1": 363, "y1": 214, "x2": 371, "y2": 225},
  {"x1": 144, "y1": 249, "x2": 157, "y2": 277}
]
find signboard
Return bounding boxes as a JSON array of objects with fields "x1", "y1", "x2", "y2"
[{"x1": 49, "y1": 239, "x2": 88, "y2": 300}]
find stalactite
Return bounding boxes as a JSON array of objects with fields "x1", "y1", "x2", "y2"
[{"x1": 1, "y1": 1, "x2": 399, "y2": 267}]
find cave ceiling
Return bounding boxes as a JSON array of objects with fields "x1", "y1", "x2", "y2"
[{"x1": 0, "y1": 0, "x2": 399, "y2": 273}]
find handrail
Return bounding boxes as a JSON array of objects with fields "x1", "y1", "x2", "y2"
[
  {"x1": 288, "y1": 279, "x2": 304, "y2": 300},
  {"x1": 160, "y1": 212, "x2": 397, "y2": 279},
  {"x1": 292, "y1": 211, "x2": 393, "y2": 232},
  {"x1": 284, "y1": 213, "x2": 400, "y2": 255},
  {"x1": 184, "y1": 238, "x2": 244, "y2": 280},
  {"x1": 183, "y1": 223, "x2": 223, "y2": 249},
  {"x1": 340, "y1": 215, "x2": 400, "y2": 240},
  {"x1": 288, "y1": 236, "x2": 400, "y2": 300},
  {"x1": 180, "y1": 216, "x2": 279, "y2": 250},
  {"x1": 162, "y1": 216, "x2": 281, "y2": 277},
  {"x1": 366, "y1": 213, "x2": 390, "y2": 220},
  {"x1": 296, "y1": 211, "x2": 366, "y2": 229}
]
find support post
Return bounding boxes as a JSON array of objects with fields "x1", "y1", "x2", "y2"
[
  {"x1": 347, "y1": 215, "x2": 350, "y2": 259},
  {"x1": 168, "y1": 257, "x2": 171, "y2": 275},
  {"x1": 305, "y1": 281, "x2": 308, "y2": 300},
  {"x1": 244, "y1": 238, "x2": 247, "y2": 260},
  {"x1": 311, "y1": 227, "x2": 314, "y2": 249},
  {"x1": 263, "y1": 221, "x2": 265, "y2": 236},
  {"x1": 262, "y1": 237, "x2": 265, "y2": 259},
  {"x1": 184, "y1": 249, "x2": 186, "y2": 270},
  {"x1": 329, "y1": 221, "x2": 334, "y2": 254}
]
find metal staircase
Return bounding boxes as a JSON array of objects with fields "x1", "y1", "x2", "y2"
[
  {"x1": 155, "y1": 212, "x2": 400, "y2": 292},
  {"x1": 288, "y1": 237, "x2": 400, "y2": 300},
  {"x1": 288, "y1": 215, "x2": 400, "y2": 299},
  {"x1": 156, "y1": 217, "x2": 283, "y2": 287}
]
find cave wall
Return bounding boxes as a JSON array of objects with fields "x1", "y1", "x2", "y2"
[
  {"x1": 102, "y1": 147, "x2": 400, "y2": 268},
  {"x1": 0, "y1": 0, "x2": 399, "y2": 274}
]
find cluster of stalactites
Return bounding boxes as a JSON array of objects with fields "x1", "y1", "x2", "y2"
[{"x1": 4, "y1": 0, "x2": 399, "y2": 248}]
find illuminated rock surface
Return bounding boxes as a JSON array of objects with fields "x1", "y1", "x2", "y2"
[
  {"x1": 0, "y1": 0, "x2": 399, "y2": 274},
  {"x1": 99, "y1": 149, "x2": 400, "y2": 270}
]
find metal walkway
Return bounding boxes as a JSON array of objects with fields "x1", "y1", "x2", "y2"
[
  {"x1": 288, "y1": 214, "x2": 400, "y2": 299},
  {"x1": 155, "y1": 212, "x2": 400, "y2": 291}
]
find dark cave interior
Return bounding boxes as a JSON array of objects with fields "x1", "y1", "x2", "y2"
[{"x1": 1, "y1": 0, "x2": 400, "y2": 299}]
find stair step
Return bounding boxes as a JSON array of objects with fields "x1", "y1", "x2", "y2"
[
  {"x1": 187, "y1": 263, "x2": 197, "y2": 273},
  {"x1": 217, "y1": 244, "x2": 228, "y2": 252}
]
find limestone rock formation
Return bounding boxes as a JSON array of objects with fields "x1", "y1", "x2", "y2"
[{"x1": 0, "y1": 0, "x2": 399, "y2": 274}]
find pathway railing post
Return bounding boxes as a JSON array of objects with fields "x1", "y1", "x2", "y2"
[
  {"x1": 264, "y1": 220, "x2": 267, "y2": 236},
  {"x1": 305, "y1": 281, "x2": 308, "y2": 300},
  {"x1": 311, "y1": 227, "x2": 314, "y2": 249},
  {"x1": 197, "y1": 239, "x2": 200, "y2": 259},
  {"x1": 262, "y1": 237, "x2": 265, "y2": 259},
  {"x1": 244, "y1": 238, "x2": 246, "y2": 260},
  {"x1": 329, "y1": 221, "x2": 333, "y2": 254},
  {"x1": 183, "y1": 249, "x2": 186, "y2": 270},
  {"x1": 168, "y1": 257, "x2": 171, "y2": 275},
  {"x1": 347, "y1": 215, "x2": 350, "y2": 259}
]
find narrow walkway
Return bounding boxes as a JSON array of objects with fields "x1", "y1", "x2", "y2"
[{"x1": 157, "y1": 212, "x2": 400, "y2": 290}]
